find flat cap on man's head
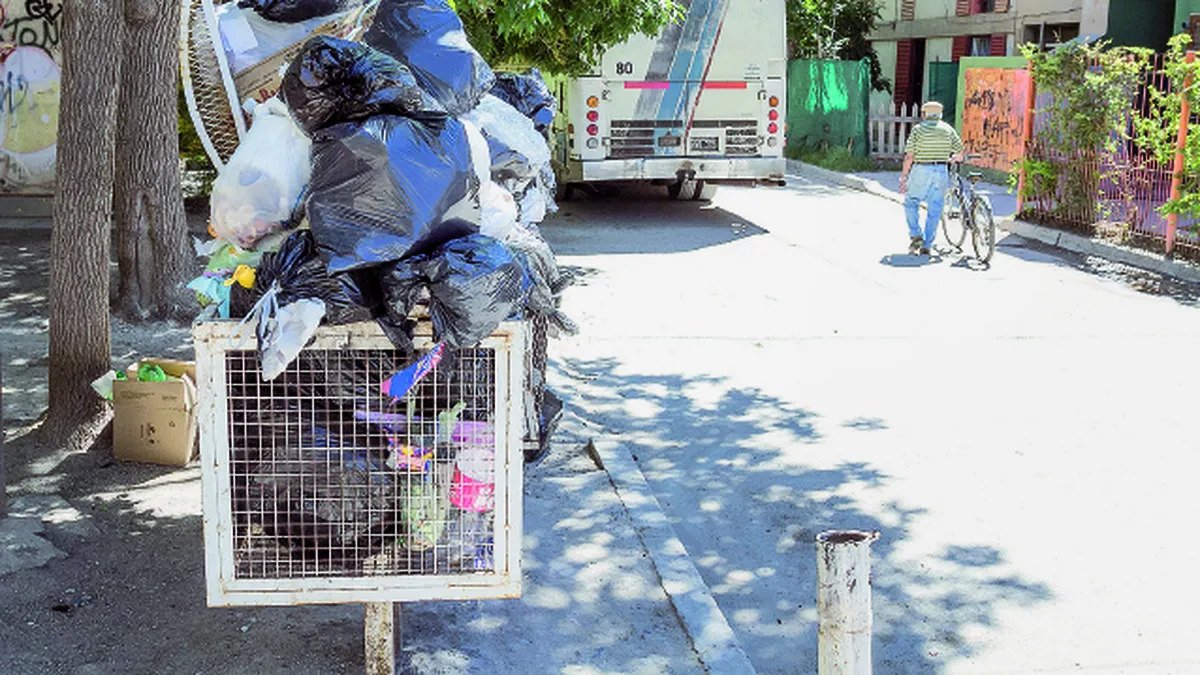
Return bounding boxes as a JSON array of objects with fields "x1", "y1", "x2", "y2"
[{"x1": 921, "y1": 101, "x2": 944, "y2": 115}]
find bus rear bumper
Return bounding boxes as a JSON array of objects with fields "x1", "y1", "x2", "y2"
[{"x1": 566, "y1": 157, "x2": 786, "y2": 184}]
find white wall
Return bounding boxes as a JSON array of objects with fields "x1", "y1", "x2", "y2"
[
  {"x1": 914, "y1": 0, "x2": 960, "y2": 21},
  {"x1": 872, "y1": 40, "x2": 899, "y2": 112}
]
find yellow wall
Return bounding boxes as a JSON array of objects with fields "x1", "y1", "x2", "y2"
[{"x1": 0, "y1": 0, "x2": 62, "y2": 194}]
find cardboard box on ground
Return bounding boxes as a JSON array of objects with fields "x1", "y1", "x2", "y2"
[{"x1": 112, "y1": 359, "x2": 199, "y2": 467}]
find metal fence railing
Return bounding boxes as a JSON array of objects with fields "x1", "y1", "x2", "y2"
[{"x1": 1022, "y1": 52, "x2": 1200, "y2": 258}]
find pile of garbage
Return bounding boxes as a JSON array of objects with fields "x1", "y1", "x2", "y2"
[
  {"x1": 189, "y1": 0, "x2": 572, "y2": 574},
  {"x1": 191, "y1": 0, "x2": 574, "y2": 378}
]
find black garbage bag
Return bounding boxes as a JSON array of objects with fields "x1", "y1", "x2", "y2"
[
  {"x1": 281, "y1": 36, "x2": 447, "y2": 135},
  {"x1": 364, "y1": 0, "x2": 495, "y2": 116},
  {"x1": 307, "y1": 115, "x2": 480, "y2": 275},
  {"x1": 504, "y1": 226, "x2": 577, "y2": 335},
  {"x1": 237, "y1": 0, "x2": 355, "y2": 23},
  {"x1": 237, "y1": 230, "x2": 377, "y2": 325},
  {"x1": 382, "y1": 234, "x2": 532, "y2": 349},
  {"x1": 245, "y1": 433, "x2": 401, "y2": 559},
  {"x1": 490, "y1": 68, "x2": 557, "y2": 137}
]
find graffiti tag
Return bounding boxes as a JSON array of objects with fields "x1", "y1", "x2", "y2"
[
  {"x1": 3, "y1": 0, "x2": 61, "y2": 52},
  {"x1": 961, "y1": 68, "x2": 1031, "y2": 172}
]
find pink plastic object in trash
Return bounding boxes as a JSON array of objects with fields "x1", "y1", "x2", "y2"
[
  {"x1": 450, "y1": 439, "x2": 495, "y2": 512},
  {"x1": 450, "y1": 468, "x2": 494, "y2": 512}
]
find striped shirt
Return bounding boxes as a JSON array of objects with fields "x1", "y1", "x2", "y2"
[{"x1": 905, "y1": 120, "x2": 964, "y2": 163}]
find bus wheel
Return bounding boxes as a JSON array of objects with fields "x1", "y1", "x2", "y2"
[{"x1": 695, "y1": 181, "x2": 718, "y2": 201}]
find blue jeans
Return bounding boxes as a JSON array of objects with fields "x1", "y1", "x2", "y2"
[{"x1": 904, "y1": 164, "x2": 949, "y2": 249}]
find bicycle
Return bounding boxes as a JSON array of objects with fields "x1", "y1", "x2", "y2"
[{"x1": 941, "y1": 156, "x2": 996, "y2": 264}]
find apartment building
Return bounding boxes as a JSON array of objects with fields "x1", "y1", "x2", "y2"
[{"x1": 868, "y1": 0, "x2": 1173, "y2": 112}]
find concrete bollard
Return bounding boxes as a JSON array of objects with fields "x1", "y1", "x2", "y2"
[
  {"x1": 816, "y1": 530, "x2": 880, "y2": 675},
  {"x1": 364, "y1": 602, "x2": 397, "y2": 675}
]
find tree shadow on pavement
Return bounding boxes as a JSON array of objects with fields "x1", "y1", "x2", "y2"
[
  {"x1": 2, "y1": 427, "x2": 707, "y2": 675},
  {"x1": 552, "y1": 355, "x2": 1052, "y2": 674}
]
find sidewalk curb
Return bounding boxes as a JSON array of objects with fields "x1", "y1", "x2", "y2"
[
  {"x1": 786, "y1": 159, "x2": 904, "y2": 206},
  {"x1": 591, "y1": 439, "x2": 757, "y2": 675},
  {"x1": 787, "y1": 158, "x2": 1200, "y2": 284},
  {"x1": 997, "y1": 218, "x2": 1200, "y2": 284}
]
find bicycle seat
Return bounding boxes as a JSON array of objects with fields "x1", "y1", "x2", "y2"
[{"x1": 967, "y1": 172, "x2": 984, "y2": 182}]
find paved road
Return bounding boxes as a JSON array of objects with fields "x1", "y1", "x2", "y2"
[{"x1": 541, "y1": 177, "x2": 1200, "y2": 674}]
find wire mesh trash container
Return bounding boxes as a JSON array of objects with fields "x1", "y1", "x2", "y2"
[{"x1": 194, "y1": 320, "x2": 525, "y2": 607}]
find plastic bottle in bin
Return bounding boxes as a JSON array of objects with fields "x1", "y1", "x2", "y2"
[{"x1": 450, "y1": 421, "x2": 494, "y2": 513}]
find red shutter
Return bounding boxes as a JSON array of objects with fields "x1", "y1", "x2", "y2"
[
  {"x1": 956, "y1": 0, "x2": 970, "y2": 17},
  {"x1": 901, "y1": 0, "x2": 915, "y2": 21},
  {"x1": 990, "y1": 34, "x2": 1008, "y2": 56},
  {"x1": 952, "y1": 36, "x2": 970, "y2": 62},
  {"x1": 969, "y1": 0, "x2": 984, "y2": 14},
  {"x1": 994, "y1": 0, "x2": 1009, "y2": 12},
  {"x1": 894, "y1": 40, "x2": 913, "y2": 107}
]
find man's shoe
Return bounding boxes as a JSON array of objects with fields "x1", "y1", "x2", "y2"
[
  {"x1": 919, "y1": 247, "x2": 931, "y2": 256},
  {"x1": 908, "y1": 237, "x2": 923, "y2": 254}
]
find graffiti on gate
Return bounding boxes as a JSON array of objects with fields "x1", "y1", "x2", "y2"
[
  {"x1": 961, "y1": 68, "x2": 1030, "y2": 172},
  {"x1": 0, "y1": 0, "x2": 60, "y2": 192}
]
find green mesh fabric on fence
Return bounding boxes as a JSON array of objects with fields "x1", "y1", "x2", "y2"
[{"x1": 786, "y1": 58, "x2": 871, "y2": 157}]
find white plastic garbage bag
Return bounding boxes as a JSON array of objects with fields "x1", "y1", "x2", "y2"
[
  {"x1": 480, "y1": 180, "x2": 518, "y2": 240},
  {"x1": 461, "y1": 95, "x2": 552, "y2": 194},
  {"x1": 210, "y1": 98, "x2": 312, "y2": 249},
  {"x1": 261, "y1": 298, "x2": 327, "y2": 381},
  {"x1": 461, "y1": 119, "x2": 491, "y2": 187}
]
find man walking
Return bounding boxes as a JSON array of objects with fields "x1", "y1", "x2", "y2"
[{"x1": 899, "y1": 101, "x2": 964, "y2": 256}]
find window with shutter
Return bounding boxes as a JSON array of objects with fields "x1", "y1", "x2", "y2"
[
  {"x1": 951, "y1": 36, "x2": 970, "y2": 63},
  {"x1": 901, "y1": 0, "x2": 914, "y2": 21},
  {"x1": 894, "y1": 40, "x2": 913, "y2": 107},
  {"x1": 995, "y1": 0, "x2": 1009, "y2": 12},
  {"x1": 956, "y1": 0, "x2": 970, "y2": 17},
  {"x1": 990, "y1": 34, "x2": 1008, "y2": 56}
]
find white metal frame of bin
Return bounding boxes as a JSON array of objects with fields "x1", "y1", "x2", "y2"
[{"x1": 193, "y1": 320, "x2": 526, "y2": 607}]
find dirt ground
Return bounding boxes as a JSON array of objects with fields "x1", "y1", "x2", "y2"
[{"x1": 0, "y1": 220, "x2": 704, "y2": 675}]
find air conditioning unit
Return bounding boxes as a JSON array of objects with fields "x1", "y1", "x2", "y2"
[{"x1": 194, "y1": 320, "x2": 525, "y2": 607}]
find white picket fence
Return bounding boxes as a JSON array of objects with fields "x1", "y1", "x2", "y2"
[{"x1": 870, "y1": 103, "x2": 923, "y2": 159}]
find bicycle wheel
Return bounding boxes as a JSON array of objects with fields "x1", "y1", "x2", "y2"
[
  {"x1": 971, "y1": 196, "x2": 996, "y2": 264},
  {"x1": 941, "y1": 189, "x2": 967, "y2": 249}
]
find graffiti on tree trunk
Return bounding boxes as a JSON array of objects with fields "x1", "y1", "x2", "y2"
[{"x1": 961, "y1": 67, "x2": 1030, "y2": 173}]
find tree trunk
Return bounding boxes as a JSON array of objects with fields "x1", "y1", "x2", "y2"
[
  {"x1": 47, "y1": 0, "x2": 122, "y2": 439},
  {"x1": 114, "y1": 0, "x2": 192, "y2": 320}
]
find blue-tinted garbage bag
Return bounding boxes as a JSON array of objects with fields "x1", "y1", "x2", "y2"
[
  {"x1": 364, "y1": 0, "x2": 495, "y2": 116},
  {"x1": 237, "y1": 0, "x2": 354, "y2": 23},
  {"x1": 490, "y1": 68, "x2": 557, "y2": 137},
  {"x1": 282, "y1": 36, "x2": 447, "y2": 135},
  {"x1": 306, "y1": 115, "x2": 480, "y2": 274},
  {"x1": 382, "y1": 234, "x2": 532, "y2": 349}
]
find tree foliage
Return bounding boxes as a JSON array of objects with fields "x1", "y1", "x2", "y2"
[
  {"x1": 1019, "y1": 39, "x2": 1150, "y2": 226},
  {"x1": 455, "y1": 0, "x2": 683, "y2": 75},
  {"x1": 1133, "y1": 34, "x2": 1200, "y2": 226},
  {"x1": 787, "y1": 0, "x2": 890, "y2": 93}
]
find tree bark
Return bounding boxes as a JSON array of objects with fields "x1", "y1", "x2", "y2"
[
  {"x1": 114, "y1": 0, "x2": 192, "y2": 320},
  {"x1": 47, "y1": 0, "x2": 122, "y2": 438}
]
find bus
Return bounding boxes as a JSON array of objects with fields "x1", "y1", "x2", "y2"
[{"x1": 556, "y1": 0, "x2": 787, "y2": 200}]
